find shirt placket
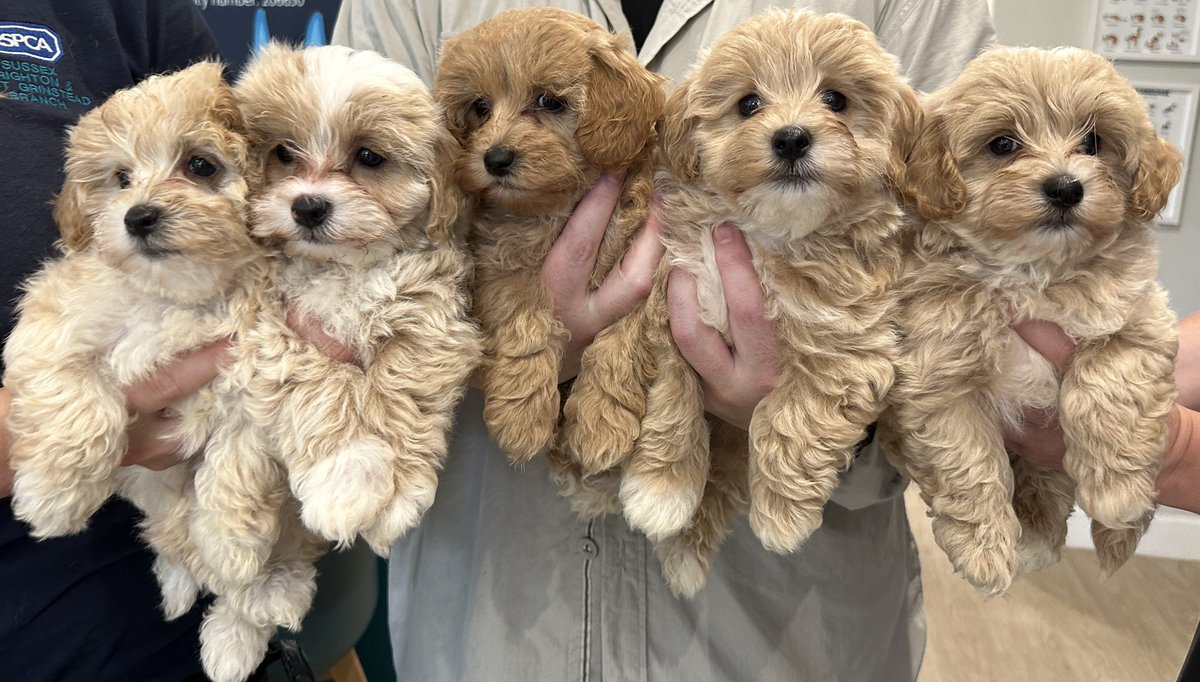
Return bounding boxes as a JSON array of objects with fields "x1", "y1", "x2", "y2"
[{"x1": 593, "y1": 513, "x2": 649, "y2": 682}]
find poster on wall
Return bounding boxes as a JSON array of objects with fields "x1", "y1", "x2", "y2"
[
  {"x1": 1134, "y1": 82, "x2": 1197, "y2": 226},
  {"x1": 1091, "y1": 0, "x2": 1200, "y2": 62},
  {"x1": 194, "y1": 0, "x2": 344, "y2": 71}
]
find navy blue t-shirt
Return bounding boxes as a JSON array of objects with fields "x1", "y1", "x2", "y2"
[{"x1": 0, "y1": 2, "x2": 219, "y2": 680}]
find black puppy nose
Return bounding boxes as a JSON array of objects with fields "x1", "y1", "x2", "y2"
[
  {"x1": 291, "y1": 195, "x2": 332, "y2": 228},
  {"x1": 124, "y1": 204, "x2": 162, "y2": 237},
  {"x1": 772, "y1": 127, "x2": 812, "y2": 161},
  {"x1": 484, "y1": 147, "x2": 517, "y2": 176},
  {"x1": 1043, "y1": 176, "x2": 1084, "y2": 209}
]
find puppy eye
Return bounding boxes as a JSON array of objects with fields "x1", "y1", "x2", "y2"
[
  {"x1": 820, "y1": 90, "x2": 847, "y2": 113},
  {"x1": 187, "y1": 156, "x2": 218, "y2": 179},
  {"x1": 275, "y1": 144, "x2": 295, "y2": 164},
  {"x1": 536, "y1": 94, "x2": 567, "y2": 113},
  {"x1": 1081, "y1": 131, "x2": 1101, "y2": 156},
  {"x1": 116, "y1": 170, "x2": 131, "y2": 189},
  {"x1": 987, "y1": 135, "x2": 1022, "y2": 157},
  {"x1": 356, "y1": 147, "x2": 386, "y2": 168},
  {"x1": 472, "y1": 99, "x2": 491, "y2": 118},
  {"x1": 738, "y1": 94, "x2": 763, "y2": 118}
]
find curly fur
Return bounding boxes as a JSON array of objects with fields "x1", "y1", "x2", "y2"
[
  {"x1": 882, "y1": 47, "x2": 1182, "y2": 594},
  {"x1": 433, "y1": 8, "x2": 665, "y2": 467},
  {"x1": 1, "y1": 62, "x2": 321, "y2": 682},
  {"x1": 231, "y1": 44, "x2": 481, "y2": 561},
  {"x1": 639, "y1": 11, "x2": 918, "y2": 596}
]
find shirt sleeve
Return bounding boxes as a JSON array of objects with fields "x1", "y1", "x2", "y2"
[
  {"x1": 114, "y1": 0, "x2": 220, "y2": 81},
  {"x1": 876, "y1": 0, "x2": 997, "y2": 92},
  {"x1": 333, "y1": 0, "x2": 440, "y2": 86}
]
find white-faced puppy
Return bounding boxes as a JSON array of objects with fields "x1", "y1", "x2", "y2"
[
  {"x1": 433, "y1": 7, "x2": 665, "y2": 471},
  {"x1": 636, "y1": 11, "x2": 918, "y2": 596},
  {"x1": 2, "y1": 62, "x2": 315, "y2": 682},
  {"x1": 886, "y1": 47, "x2": 1181, "y2": 594},
  {"x1": 230, "y1": 44, "x2": 480, "y2": 557}
]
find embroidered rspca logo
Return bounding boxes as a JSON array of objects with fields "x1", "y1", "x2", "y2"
[{"x1": 0, "y1": 22, "x2": 63, "y2": 63}]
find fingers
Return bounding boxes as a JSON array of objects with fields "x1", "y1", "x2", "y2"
[
  {"x1": 589, "y1": 195, "x2": 664, "y2": 327},
  {"x1": 712, "y1": 224, "x2": 772, "y2": 368},
  {"x1": 1011, "y1": 319, "x2": 1075, "y2": 373},
  {"x1": 121, "y1": 411, "x2": 185, "y2": 470},
  {"x1": 668, "y1": 267, "x2": 734, "y2": 384},
  {"x1": 1003, "y1": 408, "x2": 1067, "y2": 471},
  {"x1": 123, "y1": 339, "x2": 234, "y2": 415},
  {"x1": 543, "y1": 172, "x2": 625, "y2": 309},
  {"x1": 286, "y1": 307, "x2": 359, "y2": 365}
]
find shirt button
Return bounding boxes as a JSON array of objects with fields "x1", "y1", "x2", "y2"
[{"x1": 579, "y1": 538, "x2": 599, "y2": 558}]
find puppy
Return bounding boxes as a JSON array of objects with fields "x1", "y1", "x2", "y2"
[
  {"x1": 228, "y1": 44, "x2": 480, "y2": 558},
  {"x1": 886, "y1": 47, "x2": 1181, "y2": 594},
  {"x1": 433, "y1": 7, "x2": 665, "y2": 470},
  {"x1": 2, "y1": 62, "x2": 316, "y2": 682},
  {"x1": 635, "y1": 11, "x2": 919, "y2": 596}
]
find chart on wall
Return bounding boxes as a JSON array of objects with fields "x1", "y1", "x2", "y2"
[
  {"x1": 194, "y1": 0, "x2": 344, "y2": 71},
  {"x1": 1092, "y1": 0, "x2": 1200, "y2": 61},
  {"x1": 1135, "y1": 83, "x2": 1197, "y2": 225}
]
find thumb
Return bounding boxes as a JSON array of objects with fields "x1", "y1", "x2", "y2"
[{"x1": 1012, "y1": 319, "x2": 1076, "y2": 373}]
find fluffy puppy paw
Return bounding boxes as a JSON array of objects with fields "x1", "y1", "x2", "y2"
[
  {"x1": 620, "y1": 470, "x2": 702, "y2": 541},
  {"x1": 1076, "y1": 474, "x2": 1157, "y2": 530},
  {"x1": 1091, "y1": 514, "x2": 1152, "y2": 574},
  {"x1": 153, "y1": 556, "x2": 200, "y2": 621},
  {"x1": 484, "y1": 393, "x2": 557, "y2": 464},
  {"x1": 1016, "y1": 528, "x2": 1062, "y2": 574},
  {"x1": 359, "y1": 468, "x2": 439, "y2": 556},
  {"x1": 12, "y1": 471, "x2": 115, "y2": 538},
  {"x1": 228, "y1": 564, "x2": 318, "y2": 632},
  {"x1": 653, "y1": 536, "x2": 708, "y2": 598},
  {"x1": 932, "y1": 513, "x2": 1021, "y2": 595},
  {"x1": 200, "y1": 598, "x2": 273, "y2": 682},
  {"x1": 747, "y1": 491, "x2": 824, "y2": 555},
  {"x1": 294, "y1": 437, "x2": 397, "y2": 545},
  {"x1": 191, "y1": 510, "x2": 273, "y2": 587}
]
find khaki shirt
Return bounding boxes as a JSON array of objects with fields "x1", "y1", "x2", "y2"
[{"x1": 333, "y1": 2, "x2": 995, "y2": 680}]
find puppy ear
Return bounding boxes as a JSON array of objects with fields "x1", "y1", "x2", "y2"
[
  {"x1": 424, "y1": 128, "x2": 468, "y2": 246},
  {"x1": 575, "y1": 31, "x2": 665, "y2": 170},
  {"x1": 53, "y1": 178, "x2": 92, "y2": 251},
  {"x1": 658, "y1": 78, "x2": 701, "y2": 182},
  {"x1": 1129, "y1": 137, "x2": 1182, "y2": 222},
  {"x1": 896, "y1": 107, "x2": 965, "y2": 221}
]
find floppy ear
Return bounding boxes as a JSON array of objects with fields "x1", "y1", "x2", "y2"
[
  {"x1": 575, "y1": 31, "x2": 666, "y2": 170},
  {"x1": 53, "y1": 177, "x2": 92, "y2": 251},
  {"x1": 658, "y1": 78, "x2": 701, "y2": 183},
  {"x1": 424, "y1": 127, "x2": 468, "y2": 246},
  {"x1": 895, "y1": 106, "x2": 965, "y2": 222},
  {"x1": 1129, "y1": 136, "x2": 1182, "y2": 222}
]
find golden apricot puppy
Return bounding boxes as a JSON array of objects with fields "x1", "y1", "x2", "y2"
[
  {"x1": 433, "y1": 7, "x2": 665, "y2": 468},
  {"x1": 641, "y1": 11, "x2": 916, "y2": 596},
  {"x1": 230, "y1": 44, "x2": 480, "y2": 558},
  {"x1": 886, "y1": 47, "x2": 1181, "y2": 594},
  {"x1": 1, "y1": 62, "x2": 319, "y2": 682}
]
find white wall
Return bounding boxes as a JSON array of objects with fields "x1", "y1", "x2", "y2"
[
  {"x1": 993, "y1": 0, "x2": 1200, "y2": 318},
  {"x1": 993, "y1": 0, "x2": 1200, "y2": 560}
]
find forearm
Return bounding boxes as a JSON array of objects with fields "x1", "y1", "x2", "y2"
[
  {"x1": 1, "y1": 387, "x2": 12, "y2": 498},
  {"x1": 1159, "y1": 404, "x2": 1200, "y2": 513},
  {"x1": 1175, "y1": 311, "x2": 1200, "y2": 410}
]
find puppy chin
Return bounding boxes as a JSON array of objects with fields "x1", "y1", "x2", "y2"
[{"x1": 734, "y1": 182, "x2": 835, "y2": 247}]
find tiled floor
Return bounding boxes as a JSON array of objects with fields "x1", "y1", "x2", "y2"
[{"x1": 909, "y1": 487, "x2": 1200, "y2": 682}]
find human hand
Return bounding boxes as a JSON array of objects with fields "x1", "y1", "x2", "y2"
[
  {"x1": 285, "y1": 306, "x2": 359, "y2": 365},
  {"x1": 1004, "y1": 320, "x2": 1075, "y2": 469},
  {"x1": 120, "y1": 338, "x2": 234, "y2": 470},
  {"x1": 668, "y1": 223, "x2": 779, "y2": 430},
  {"x1": 543, "y1": 172, "x2": 664, "y2": 382}
]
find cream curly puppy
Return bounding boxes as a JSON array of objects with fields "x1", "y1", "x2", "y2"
[
  {"x1": 433, "y1": 8, "x2": 664, "y2": 468},
  {"x1": 228, "y1": 44, "x2": 480, "y2": 558},
  {"x1": 886, "y1": 47, "x2": 1181, "y2": 594},
  {"x1": 638, "y1": 11, "x2": 917, "y2": 595},
  {"x1": 2, "y1": 62, "x2": 319, "y2": 682}
]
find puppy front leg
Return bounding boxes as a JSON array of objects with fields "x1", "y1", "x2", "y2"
[
  {"x1": 562, "y1": 304, "x2": 652, "y2": 476},
  {"x1": 622, "y1": 286, "x2": 709, "y2": 540},
  {"x1": 653, "y1": 420, "x2": 748, "y2": 598},
  {"x1": 7, "y1": 365, "x2": 129, "y2": 537},
  {"x1": 191, "y1": 409, "x2": 287, "y2": 585},
  {"x1": 899, "y1": 396, "x2": 1021, "y2": 594},
  {"x1": 1060, "y1": 311, "x2": 1177, "y2": 558},
  {"x1": 478, "y1": 270, "x2": 566, "y2": 462}
]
